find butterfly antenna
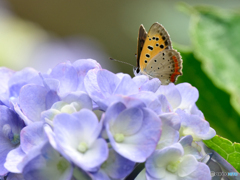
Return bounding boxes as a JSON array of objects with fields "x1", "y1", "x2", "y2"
[{"x1": 109, "y1": 57, "x2": 135, "y2": 68}]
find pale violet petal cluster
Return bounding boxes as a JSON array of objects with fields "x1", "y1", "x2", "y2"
[{"x1": 0, "y1": 59, "x2": 216, "y2": 179}]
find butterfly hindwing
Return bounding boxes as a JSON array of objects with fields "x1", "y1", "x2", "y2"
[
  {"x1": 145, "y1": 49, "x2": 182, "y2": 85},
  {"x1": 139, "y1": 23, "x2": 172, "y2": 71}
]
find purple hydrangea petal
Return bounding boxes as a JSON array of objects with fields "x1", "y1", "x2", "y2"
[
  {"x1": 107, "y1": 108, "x2": 161, "y2": 162},
  {"x1": 91, "y1": 170, "x2": 111, "y2": 180},
  {"x1": 113, "y1": 75, "x2": 139, "y2": 95},
  {"x1": 61, "y1": 91, "x2": 92, "y2": 110},
  {"x1": 8, "y1": 68, "x2": 42, "y2": 98},
  {"x1": 0, "y1": 68, "x2": 14, "y2": 106},
  {"x1": 19, "y1": 85, "x2": 58, "y2": 122},
  {"x1": 177, "y1": 110, "x2": 215, "y2": 141},
  {"x1": 156, "y1": 83, "x2": 181, "y2": 109},
  {"x1": 102, "y1": 102, "x2": 127, "y2": 124},
  {"x1": 160, "y1": 113, "x2": 180, "y2": 130},
  {"x1": 6, "y1": 173, "x2": 25, "y2": 180},
  {"x1": 20, "y1": 122, "x2": 47, "y2": 154},
  {"x1": 50, "y1": 62, "x2": 78, "y2": 96},
  {"x1": 84, "y1": 69, "x2": 106, "y2": 110},
  {"x1": 73, "y1": 59, "x2": 101, "y2": 91},
  {"x1": 53, "y1": 111, "x2": 108, "y2": 171},
  {"x1": 157, "y1": 114, "x2": 180, "y2": 149},
  {"x1": 158, "y1": 95, "x2": 173, "y2": 113},
  {"x1": 41, "y1": 77, "x2": 60, "y2": 92},
  {"x1": 132, "y1": 75, "x2": 149, "y2": 88},
  {"x1": 4, "y1": 147, "x2": 25, "y2": 173},
  {"x1": 176, "y1": 83, "x2": 199, "y2": 109},
  {"x1": 146, "y1": 143, "x2": 184, "y2": 179},
  {"x1": 22, "y1": 143, "x2": 73, "y2": 180},
  {"x1": 97, "y1": 70, "x2": 120, "y2": 97},
  {"x1": 138, "y1": 78, "x2": 161, "y2": 93},
  {"x1": 0, "y1": 106, "x2": 24, "y2": 175},
  {"x1": 130, "y1": 92, "x2": 162, "y2": 115},
  {"x1": 111, "y1": 107, "x2": 143, "y2": 136},
  {"x1": 104, "y1": 149, "x2": 135, "y2": 179},
  {"x1": 189, "y1": 104, "x2": 204, "y2": 118},
  {"x1": 0, "y1": 68, "x2": 14, "y2": 94}
]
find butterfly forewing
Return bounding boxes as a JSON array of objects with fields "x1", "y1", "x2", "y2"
[
  {"x1": 139, "y1": 23, "x2": 172, "y2": 71},
  {"x1": 145, "y1": 49, "x2": 182, "y2": 85},
  {"x1": 136, "y1": 24, "x2": 147, "y2": 68}
]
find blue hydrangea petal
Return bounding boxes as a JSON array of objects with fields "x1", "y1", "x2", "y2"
[
  {"x1": 107, "y1": 108, "x2": 161, "y2": 162},
  {"x1": 111, "y1": 107, "x2": 143, "y2": 136},
  {"x1": 101, "y1": 149, "x2": 135, "y2": 179},
  {"x1": 130, "y1": 91, "x2": 162, "y2": 115},
  {"x1": 53, "y1": 111, "x2": 108, "y2": 171},
  {"x1": 97, "y1": 70, "x2": 120, "y2": 97},
  {"x1": 19, "y1": 85, "x2": 58, "y2": 122},
  {"x1": 157, "y1": 114, "x2": 180, "y2": 149},
  {"x1": 4, "y1": 147, "x2": 25, "y2": 173},
  {"x1": 160, "y1": 113, "x2": 181, "y2": 130},
  {"x1": 176, "y1": 83, "x2": 199, "y2": 110},
  {"x1": 6, "y1": 173, "x2": 25, "y2": 180},
  {"x1": 91, "y1": 170, "x2": 111, "y2": 180},
  {"x1": 50, "y1": 62, "x2": 78, "y2": 96},
  {"x1": 156, "y1": 83, "x2": 181, "y2": 109},
  {"x1": 0, "y1": 68, "x2": 14, "y2": 94},
  {"x1": 84, "y1": 69, "x2": 106, "y2": 110},
  {"x1": 177, "y1": 110, "x2": 215, "y2": 141},
  {"x1": 20, "y1": 122, "x2": 47, "y2": 154},
  {"x1": 62, "y1": 91, "x2": 92, "y2": 110},
  {"x1": 73, "y1": 59, "x2": 101, "y2": 91},
  {"x1": 8, "y1": 68, "x2": 42, "y2": 98},
  {"x1": 102, "y1": 102, "x2": 126, "y2": 125},
  {"x1": 145, "y1": 143, "x2": 184, "y2": 179},
  {"x1": 158, "y1": 94, "x2": 173, "y2": 113},
  {"x1": 113, "y1": 75, "x2": 139, "y2": 95},
  {"x1": 22, "y1": 143, "x2": 73, "y2": 180},
  {"x1": 0, "y1": 68, "x2": 14, "y2": 106},
  {"x1": 0, "y1": 106, "x2": 24, "y2": 175}
]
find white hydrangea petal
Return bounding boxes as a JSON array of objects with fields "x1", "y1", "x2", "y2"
[
  {"x1": 157, "y1": 119, "x2": 179, "y2": 149},
  {"x1": 176, "y1": 83, "x2": 199, "y2": 109},
  {"x1": 179, "y1": 163, "x2": 211, "y2": 180},
  {"x1": 156, "y1": 83, "x2": 181, "y2": 109},
  {"x1": 201, "y1": 127, "x2": 216, "y2": 140},
  {"x1": 177, "y1": 155, "x2": 198, "y2": 177}
]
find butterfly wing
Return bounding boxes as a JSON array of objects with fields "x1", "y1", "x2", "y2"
[
  {"x1": 145, "y1": 49, "x2": 182, "y2": 85},
  {"x1": 139, "y1": 23, "x2": 172, "y2": 71},
  {"x1": 136, "y1": 24, "x2": 147, "y2": 68}
]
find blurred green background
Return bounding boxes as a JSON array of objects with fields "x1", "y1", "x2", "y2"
[{"x1": 1, "y1": 0, "x2": 240, "y2": 142}]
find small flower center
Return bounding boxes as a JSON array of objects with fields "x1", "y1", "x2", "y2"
[
  {"x1": 2, "y1": 124, "x2": 20, "y2": 145},
  {"x1": 57, "y1": 159, "x2": 68, "y2": 173},
  {"x1": 77, "y1": 142, "x2": 88, "y2": 153},
  {"x1": 166, "y1": 160, "x2": 180, "y2": 173},
  {"x1": 61, "y1": 104, "x2": 76, "y2": 114},
  {"x1": 114, "y1": 133, "x2": 125, "y2": 143}
]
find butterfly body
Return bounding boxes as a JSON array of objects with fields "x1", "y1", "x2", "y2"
[{"x1": 134, "y1": 23, "x2": 182, "y2": 85}]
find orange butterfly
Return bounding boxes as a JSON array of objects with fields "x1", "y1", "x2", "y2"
[{"x1": 134, "y1": 23, "x2": 183, "y2": 85}]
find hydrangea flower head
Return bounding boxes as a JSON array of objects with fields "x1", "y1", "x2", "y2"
[{"x1": 0, "y1": 59, "x2": 219, "y2": 179}]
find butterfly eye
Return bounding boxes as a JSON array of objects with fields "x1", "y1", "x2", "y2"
[{"x1": 136, "y1": 68, "x2": 140, "y2": 73}]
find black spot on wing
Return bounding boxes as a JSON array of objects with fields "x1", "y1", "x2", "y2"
[{"x1": 148, "y1": 46, "x2": 153, "y2": 50}]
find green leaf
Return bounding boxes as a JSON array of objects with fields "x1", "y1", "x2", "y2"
[
  {"x1": 174, "y1": 45, "x2": 240, "y2": 143},
  {"x1": 180, "y1": 3, "x2": 240, "y2": 116},
  {"x1": 203, "y1": 135, "x2": 240, "y2": 172}
]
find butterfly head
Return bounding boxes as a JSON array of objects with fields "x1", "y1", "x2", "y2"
[{"x1": 133, "y1": 66, "x2": 140, "y2": 76}]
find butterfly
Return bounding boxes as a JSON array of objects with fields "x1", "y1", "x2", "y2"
[{"x1": 134, "y1": 22, "x2": 183, "y2": 85}]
